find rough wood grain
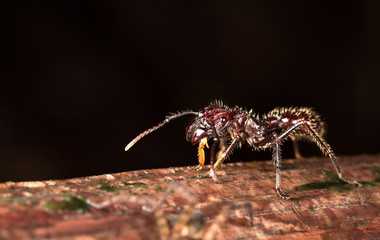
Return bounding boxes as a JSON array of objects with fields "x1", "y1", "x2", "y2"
[{"x1": 1, "y1": 154, "x2": 380, "y2": 239}]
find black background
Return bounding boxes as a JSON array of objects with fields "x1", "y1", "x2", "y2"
[{"x1": 1, "y1": 2, "x2": 380, "y2": 182}]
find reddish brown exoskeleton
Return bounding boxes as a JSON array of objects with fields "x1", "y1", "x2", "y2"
[{"x1": 125, "y1": 101, "x2": 361, "y2": 199}]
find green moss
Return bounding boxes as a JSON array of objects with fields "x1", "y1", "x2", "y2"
[
  {"x1": 154, "y1": 185, "x2": 167, "y2": 192},
  {"x1": 355, "y1": 219, "x2": 368, "y2": 227},
  {"x1": 320, "y1": 170, "x2": 341, "y2": 182},
  {"x1": 43, "y1": 196, "x2": 90, "y2": 213},
  {"x1": 370, "y1": 167, "x2": 380, "y2": 183},
  {"x1": 99, "y1": 180, "x2": 119, "y2": 192},
  {"x1": 99, "y1": 180, "x2": 147, "y2": 193},
  {"x1": 300, "y1": 171, "x2": 312, "y2": 176},
  {"x1": 331, "y1": 184, "x2": 355, "y2": 192},
  {"x1": 0, "y1": 197, "x2": 26, "y2": 204},
  {"x1": 307, "y1": 206, "x2": 316, "y2": 212},
  {"x1": 215, "y1": 179, "x2": 233, "y2": 184},
  {"x1": 290, "y1": 198, "x2": 299, "y2": 205},
  {"x1": 295, "y1": 181, "x2": 336, "y2": 191},
  {"x1": 123, "y1": 182, "x2": 146, "y2": 187},
  {"x1": 361, "y1": 181, "x2": 377, "y2": 187},
  {"x1": 138, "y1": 187, "x2": 149, "y2": 195},
  {"x1": 296, "y1": 170, "x2": 359, "y2": 192}
]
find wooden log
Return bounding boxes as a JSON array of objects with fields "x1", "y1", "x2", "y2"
[{"x1": 1, "y1": 154, "x2": 379, "y2": 239}]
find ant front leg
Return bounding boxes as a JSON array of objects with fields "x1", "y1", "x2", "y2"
[
  {"x1": 205, "y1": 137, "x2": 239, "y2": 180},
  {"x1": 272, "y1": 133, "x2": 290, "y2": 199},
  {"x1": 216, "y1": 138, "x2": 227, "y2": 164},
  {"x1": 213, "y1": 136, "x2": 239, "y2": 169},
  {"x1": 208, "y1": 139, "x2": 219, "y2": 180}
]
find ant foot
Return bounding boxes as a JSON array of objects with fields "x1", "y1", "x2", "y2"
[
  {"x1": 275, "y1": 188, "x2": 290, "y2": 199},
  {"x1": 294, "y1": 152, "x2": 304, "y2": 160},
  {"x1": 348, "y1": 179, "x2": 362, "y2": 187},
  {"x1": 193, "y1": 164, "x2": 203, "y2": 171},
  {"x1": 339, "y1": 175, "x2": 362, "y2": 187},
  {"x1": 207, "y1": 169, "x2": 219, "y2": 181},
  {"x1": 196, "y1": 170, "x2": 217, "y2": 180}
]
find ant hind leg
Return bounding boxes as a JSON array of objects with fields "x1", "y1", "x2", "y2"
[
  {"x1": 273, "y1": 134, "x2": 290, "y2": 199},
  {"x1": 290, "y1": 136, "x2": 303, "y2": 159},
  {"x1": 303, "y1": 124, "x2": 362, "y2": 187}
]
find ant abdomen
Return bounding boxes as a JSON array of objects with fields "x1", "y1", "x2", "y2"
[{"x1": 263, "y1": 107, "x2": 326, "y2": 141}]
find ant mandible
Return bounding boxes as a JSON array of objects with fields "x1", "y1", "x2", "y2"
[{"x1": 125, "y1": 101, "x2": 361, "y2": 199}]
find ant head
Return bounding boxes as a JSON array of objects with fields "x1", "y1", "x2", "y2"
[{"x1": 185, "y1": 104, "x2": 232, "y2": 144}]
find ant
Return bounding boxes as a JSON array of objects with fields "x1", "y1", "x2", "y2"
[{"x1": 125, "y1": 101, "x2": 361, "y2": 199}]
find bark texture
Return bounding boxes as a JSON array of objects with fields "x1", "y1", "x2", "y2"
[{"x1": 1, "y1": 154, "x2": 380, "y2": 239}]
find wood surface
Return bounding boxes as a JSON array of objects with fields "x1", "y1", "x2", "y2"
[{"x1": 1, "y1": 154, "x2": 379, "y2": 239}]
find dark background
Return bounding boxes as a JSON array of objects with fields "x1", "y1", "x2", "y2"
[{"x1": 1, "y1": 2, "x2": 380, "y2": 182}]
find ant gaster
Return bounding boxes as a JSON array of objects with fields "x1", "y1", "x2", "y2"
[{"x1": 125, "y1": 101, "x2": 361, "y2": 199}]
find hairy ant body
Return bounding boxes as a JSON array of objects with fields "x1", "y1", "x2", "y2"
[{"x1": 125, "y1": 101, "x2": 361, "y2": 199}]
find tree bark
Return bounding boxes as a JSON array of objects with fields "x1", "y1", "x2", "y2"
[{"x1": 1, "y1": 154, "x2": 379, "y2": 239}]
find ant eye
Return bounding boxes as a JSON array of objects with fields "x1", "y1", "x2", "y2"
[{"x1": 221, "y1": 116, "x2": 226, "y2": 122}]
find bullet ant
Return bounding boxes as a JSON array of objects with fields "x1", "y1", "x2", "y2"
[{"x1": 125, "y1": 101, "x2": 361, "y2": 199}]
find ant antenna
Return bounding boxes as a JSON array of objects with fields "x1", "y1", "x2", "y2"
[{"x1": 125, "y1": 111, "x2": 198, "y2": 151}]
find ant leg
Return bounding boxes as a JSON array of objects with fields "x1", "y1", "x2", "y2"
[
  {"x1": 216, "y1": 138, "x2": 227, "y2": 163},
  {"x1": 201, "y1": 120, "x2": 220, "y2": 180},
  {"x1": 213, "y1": 137, "x2": 239, "y2": 169},
  {"x1": 195, "y1": 137, "x2": 209, "y2": 171},
  {"x1": 208, "y1": 140, "x2": 219, "y2": 180},
  {"x1": 302, "y1": 124, "x2": 362, "y2": 186},
  {"x1": 290, "y1": 136, "x2": 303, "y2": 159},
  {"x1": 274, "y1": 121, "x2": 361, "y2": 187},
  {"x1": 205, "y1": 138, "x2": 234, "y2": 180},
  {"x1": 273, "y1": 134, "x2": 290, "y2": 199}
]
